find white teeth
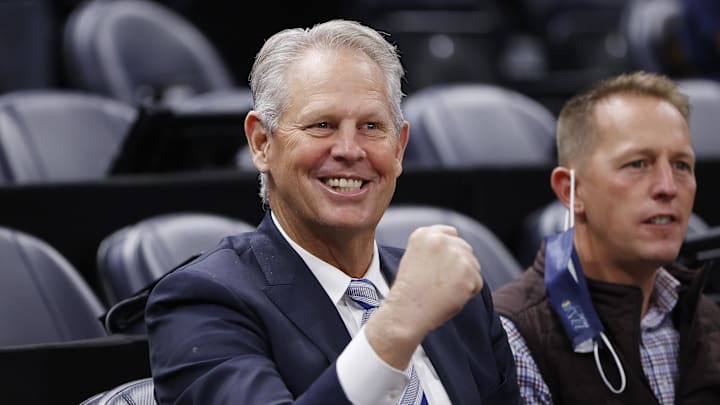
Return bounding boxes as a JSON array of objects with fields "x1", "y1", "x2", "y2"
[
  {"x1": 325, "y1": 178, "x2": 362, "y2": 191},
  {"x1": 649, "y1": 216, "x2": 671, "y2": 225}
]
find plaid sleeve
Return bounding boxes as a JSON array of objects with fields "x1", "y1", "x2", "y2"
[{"x1": 500, "y1": 315, "x2": 554, "y2": 405}]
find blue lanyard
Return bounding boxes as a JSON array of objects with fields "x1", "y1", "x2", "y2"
[
  {"x1": 544, "y1": 226, "x2": 627, "y2": 393},
  {"x1": 544, "y1": 227, "x2": 603, "y2": 353}
]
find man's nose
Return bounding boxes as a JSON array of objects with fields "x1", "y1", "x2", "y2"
[
  {"x1": 652, "y1": 161, "x2": 679, "y2": 199},
  {"x1": 331, "y1": 127, "x2": 366, "y2": 161}
]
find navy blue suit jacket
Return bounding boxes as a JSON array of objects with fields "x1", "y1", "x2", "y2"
[{"x1": 146, "y1": 212, "x2": 520, "y2": 404}]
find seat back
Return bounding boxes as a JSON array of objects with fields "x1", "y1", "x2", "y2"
[
  {"x1": 401, "y1": 83, "x2": 556, "y2": 169},
  {"x1": 520, "y1": 0, "x2": 627, "y2": 73},
  {"x1": 621, "y1": 0, "x2": 684, "y2": 75},
  {"x1": 0, "y1": 226, "x2": 106, "y2": 346},
  {"x1": 170, "y1": 87, "x2": 255, "y2": 171},
  {"x1": 376, "y1": 204, "x2": 523, "y2": 291},
  {"x1": 344, "y1": 0, "x2": 508, "y2": 94},
  {"x1": 0, "y1": 90, "x2": 136, "y2": 184},
  {"x1": 80, "y1": 377, "x2": 156, "y2": 405},
  {"x1": 677, "y1": 78, "x2": 720, "y2": 162},
  {"x1": 63, "y1": 0, "x2": 233, "y2": 105},
  {"x1": 97, "y1": 212, "x2": 256, "y2": 304},
  {"x1": 170, "y1": 87, "x2": 253, "y2": 115}
]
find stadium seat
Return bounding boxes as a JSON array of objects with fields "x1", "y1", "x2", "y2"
[
  {"x1": 401, "y1": 83, "x2": 556, "y2": 169},
  {"x1": 96, "y1": 212, "x2": 256, "y2": 305},
  {"x1": 621, "y1": 0, "x2": 685, "y2": 75},
  {"x1": 678, "y1": 78, "x2": 720, "y2": 162},
  {"x1": 79, "y1": 377, "x2": 156, "y2": 405},
  {"x1": 0, "y1": 90, "x2": 136, "y2": 184},
  {"x1": 376, "y1": 204, "x2": 523, "y2": 291},
  {"x1": 0, "y1": 225, "x2": 106, "y2": 346},
  {"x1": 63, "y1": 0, "x2": 235, "y2": 105}
]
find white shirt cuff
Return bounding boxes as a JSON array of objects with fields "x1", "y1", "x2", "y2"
[{"x1": 336, "y1": 325, "x2": 410, "y2": 405}]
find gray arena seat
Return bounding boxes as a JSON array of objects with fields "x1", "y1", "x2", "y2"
[
  {"x1": 0, "y1": 90, "x2": 136, "y2": 184},
  {"x1": 678, "y1": 78, "x2": 720, "y2": 162},
  {"x1": 96, "y1": 212, "x2": 256, "y2": 305},
  {"x1": 376, "y1": 204, "x2": 523, "y2": 291},
  {"x1": 0, "y1": 225, "x2": 106, "y2": 346},
  {"x1": 80, "y1": 377, "x2": 156, "y2": 405},
  {"x1": 63, "y1": 0, "x2": 235, "y2": 106},
  {"x1": 621, "y1": 0, "x2": 684, "y2": 75},
  {"x1": 401, "y1": 83, "x2": 557, "y2": 169}
]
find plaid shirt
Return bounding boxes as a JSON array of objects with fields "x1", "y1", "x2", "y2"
[{"x1": 501, "y1": 268, "x2": 681, "y2": 404}]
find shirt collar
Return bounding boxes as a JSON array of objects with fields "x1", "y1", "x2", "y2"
[
  {"x1": 270, "y1": 211, "x2": 388, "y2": 306},
  {"x1": 652, "y1": 267, "x2": 681, "y2": 315}
]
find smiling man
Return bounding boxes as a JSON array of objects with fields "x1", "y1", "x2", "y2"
[
  {"x1": 145, "y1": 19, "x2": 519, "y2": 405},
  {"x1": 493, "y1": 71, "x2": 720, "y2": 404}
]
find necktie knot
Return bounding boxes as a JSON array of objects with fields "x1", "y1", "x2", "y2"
[{"x1": 346, "y1": 278, "x2": 380, "y2": 325}]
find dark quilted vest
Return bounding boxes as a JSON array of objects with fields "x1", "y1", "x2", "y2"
[{"x1": 492, "y1": 248, "x2": 720, "y2": 405}]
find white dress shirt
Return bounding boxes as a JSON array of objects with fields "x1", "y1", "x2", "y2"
[{"x1": 272, "y1": 213, "x2": 451, "y2": 405}]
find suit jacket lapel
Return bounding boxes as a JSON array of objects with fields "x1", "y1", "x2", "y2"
[{"x1": 252, "y1": 213, "x2": 351, "y2": 363}]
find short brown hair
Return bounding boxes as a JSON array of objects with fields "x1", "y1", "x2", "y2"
[{"x1": 556, "y1": 71, "x2": 690, "y2": 168}]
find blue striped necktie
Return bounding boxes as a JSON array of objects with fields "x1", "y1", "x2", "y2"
[{"x1": 346, "y1": 279, "x2": 429, "y2": 405}]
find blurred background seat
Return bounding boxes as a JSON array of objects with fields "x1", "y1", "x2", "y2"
[
  {"x1": 677, "y1": 78, "x2": 720, "y2": 162},
  {"x1": 169, "y1": 86, "x2": 253, "y2": 115},
  {"x1": 376, "y1": 204, "x2": 523, "y2": 291},
  {"x1": 0, "y1": 90, "x2": 136, "y2": 184},
  {"x1": 0, "y1": 225, "x2": 106, "y2": 346},
  {"x1": 63, "y1": 0, "x2": 236, "y2": 106},
  {"x1": 167, "y1": 86, "x2": 254, "y2": 172},
  {"x1": 620, "y1": 0, "x2": 720, "y2": 80},
  {"x1": 498, "y1": 0, "x2": 629, "y2": 113},
  {"x1": 80, "y1": 377, "x2": 156, "y2": 405},
  {"x1": 620, "y1": 0, "x2": 686, "y2": 76},
  {"x1": 96, "y1": 211, "x2": 256, "y2": 305},
  {"x1": 676, "y1": 0, "x2": 720, "y2": 80},
  {"x1": 343, "y1": 0, "x2": 510, "y2": 95},
  {"x1": 400, "y1": 83, "x2": 556, "y2": 169}
]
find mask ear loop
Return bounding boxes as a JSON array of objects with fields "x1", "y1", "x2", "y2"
[
  {"x1": 566, "y1": 168, "x2": 627, "y2": 395},
  {"x1": 594, "y1": 332, "x2": 627, "y2": 393},
  {"x1": 564, "y1": 169, "x2": 575, "y2": 231}
]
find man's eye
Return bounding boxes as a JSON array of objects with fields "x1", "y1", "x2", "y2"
[
  {"x1": 315, "y1": 122, "x2": 329, "y2": 129},
  {"x1": 674, "y1": 161, "x2": 692, "y2": 172},
  {"x1": 365, "y1": 123, "x2": 377, "y2": 130},
  {"x1": 628, "y1": 160, "x2": 646, "y2": 168}
]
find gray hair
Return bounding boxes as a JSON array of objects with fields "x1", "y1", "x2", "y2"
[
  {"x1": 247, "y1": 19, "x2": 406, "y2": 206},
  {"x1": 557, "y1": 70, "x2": 690, "y2": 169}
]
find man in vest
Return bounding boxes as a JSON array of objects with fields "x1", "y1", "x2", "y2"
[{"x1": 493, "y1": 71, "x2": 720, "y2": 404}]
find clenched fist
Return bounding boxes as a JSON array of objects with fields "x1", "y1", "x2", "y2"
[{"x1": 365, "y1": 225, "x2": 483, "y2": 370}]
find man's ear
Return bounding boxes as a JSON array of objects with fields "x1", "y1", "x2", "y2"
[
  {"x1": 393, "y1": 121, "x2": 410, "y2": 177},
  {"x1": 550, "y1": 167, "x2": 573, "y2": 210},
  {"x1": 550, "y1": 166, "x2": 586, "y2": 215},
  {"x1": 244, "y1": 111, "x2": 270, "y2": 172}
]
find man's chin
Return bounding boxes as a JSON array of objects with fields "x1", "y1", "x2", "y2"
[
  {"x1": 320, "y1": 213, "x2": 376, "y2": 231},
  {"x1": 646, "y1": 248, "x2": 682, "y2": 267}
]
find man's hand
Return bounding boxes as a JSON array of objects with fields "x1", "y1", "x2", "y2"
[{"x1": 366, "y1": 225, "x2": 483, "y2": 369}]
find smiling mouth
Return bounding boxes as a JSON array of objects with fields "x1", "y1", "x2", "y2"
[
  {"x1": 323, "y1": 177, "x2": 364, "y2": 192},
  {"x1": 646, "y1": 215, "x2": 674, "y2": 225}
]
